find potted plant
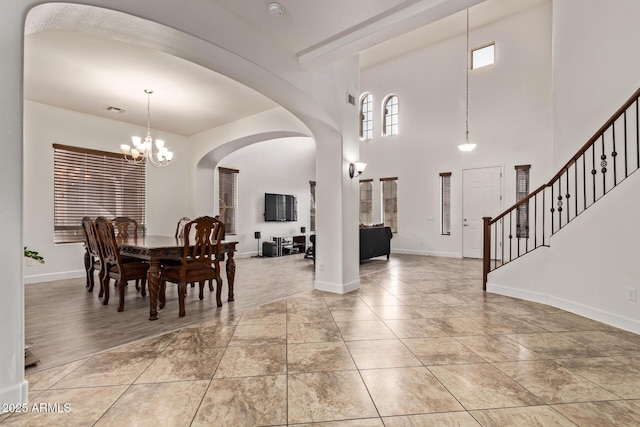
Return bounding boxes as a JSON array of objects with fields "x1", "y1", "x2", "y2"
[{"x1": 24, "y1": 247, "x2": 45, "y2": 264}]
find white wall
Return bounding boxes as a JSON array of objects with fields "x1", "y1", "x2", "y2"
[
  {"x1": 360, "y1": 2, "x2": 553, "y2": 257},
  {"x1": 552, "y1": 0, "x2": 640, "y2": 168},
  {"x1": 23, "y1": 101, "x2": 190, "y2": 284},
  {"x1": 487, "y1": 0, "x2": 640, "y2": 333},
  {"x1": 487, "y1": 171, "x2": 640, "y2": 333},
  {"x1": 217, "y1": 137, "x2": 316, "y2": 257}
]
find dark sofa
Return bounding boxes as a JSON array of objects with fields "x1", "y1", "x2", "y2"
[
  {"x1": 359, "y1": 225, "x2": 393, "y2": 261},
  {"x1": 308, "y1": 226, "x2": 393, "y2": 263}
]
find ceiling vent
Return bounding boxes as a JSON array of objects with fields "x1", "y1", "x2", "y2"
[
  {"x1": 268, "y1": 2, "x2": 285, "y2": 17},
  {"x1": 106, "y1": 106, "x2": 126, "y2": 113}
]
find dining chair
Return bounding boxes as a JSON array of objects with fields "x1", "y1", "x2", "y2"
[
  {"x1": 112, "y1": 216, "x2": 139, "y2": 238},
  {"x1": 160, "y1": 216, "x2": 224, "y2": 317},
  {"x1": 81, "y1": 217, "x2": 103, "y2": 293},
  {"x1": 175, "y1": 216, "x2": 191, "y2": 238},
  {"x1": 96, "y1": 216, "x2": 150, "y2": 312}
]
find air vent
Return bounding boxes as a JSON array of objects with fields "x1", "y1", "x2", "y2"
[
  {"x1": 106, "y1": 106, "x2": 126, "y2": 113},
  {"x1": 347, "y1": 93, "x2": 356, "y2": 106}
]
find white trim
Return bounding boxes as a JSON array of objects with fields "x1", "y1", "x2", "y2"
[
  {"x1": 391, "y1": 249, "x2": 461, "y2": 258},
  {"x1": 0, "y1": 380, "x2": 29, "y2": 408},
  {"x1": 24, "y1": 270, "x2": 84, "y2": 285},
  {"x1": 487, "y1": 282, "x2": 640, "y2": 334},
  {"x1": 314, "y1": 279, "x2": 360, "y2": 294}
]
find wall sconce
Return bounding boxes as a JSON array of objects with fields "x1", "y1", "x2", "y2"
[{"x1": 349, "y1": 162, "x2": 367, "y2": 179}]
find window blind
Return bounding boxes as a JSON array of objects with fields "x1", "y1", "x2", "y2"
[
  {"x1": 219, "y1": 167, "x2": 238, "y2": 235},
  {"x1": 440, "y1": 172, "x2": 451, "y2": 235},
  {"x1": 359, "y1": 179, "x2": 373, "y2": 225},
  {"x1": 381, "y1": 177, "x2": 398, "y2": 233},
  {"x1": 53, "y1": 143, "x2": 146, "y2": 244}
]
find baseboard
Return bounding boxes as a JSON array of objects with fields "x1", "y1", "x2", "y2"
[
  {"x1": 24, "y1": 270, "x2": 84, "y2": 285},
  {"x1": 392, "y1": 249, "x2": 461, "y2": 258},
  {"x1": 314, "y1": 278, "x2": 360, "y2": 294},
  {"x1": 487, "y1": 282, "x2": 640, "y2": 334},
  {"x1": 0, "y1": 379, "x2": 28, "y2": 409}
]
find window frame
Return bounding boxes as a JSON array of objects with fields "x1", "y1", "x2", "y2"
[
  {"x1": 440, "y1": 172, "x2": 452, "y2": 235},
  {"x1": 309, "y1": 180, "x2": 316, "y2": 232},
  {"x1": 381, "y1": 177, "x2": 398, "y2": 233},
  {"x1": 359, "y1": 93, "x2": 373, "y2": 140},
  {"x1": 218, "y1": 167, "x2": 239, "y2": 235},
  {"x1": 471, "y1": 42, "x2": 495, "y2": 70},
  {"x1": 382, "y1": 95, "x2": 399, "y2": 136},
  {"x1": 359, "y1": 179, "x2": 373, "y2": 225},
  {"x1": 53, "y1": 143, "x2": 146, "y2": 244},
  {"x1": 515, "y1": 164, "x2": 530, "y2": 239}
]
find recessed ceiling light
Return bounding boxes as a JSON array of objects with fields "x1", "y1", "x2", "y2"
[{"x1": 268, "y1": 2, "x2": 285, "y2": 17}]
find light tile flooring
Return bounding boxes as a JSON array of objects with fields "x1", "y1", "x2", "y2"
[{"x1": 4, "y1": 255, "x2": 640, "y2": 426}]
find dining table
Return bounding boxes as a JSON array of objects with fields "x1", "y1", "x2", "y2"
[{"x1": 117, "y1": 235, "x2": 238, "y2": 320}]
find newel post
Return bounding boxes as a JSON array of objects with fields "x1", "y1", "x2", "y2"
[{"x1": 482, "y1": 217, "x2": 492, "y2": 291}]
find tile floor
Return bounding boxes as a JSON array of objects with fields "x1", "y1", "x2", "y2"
[{"x1": 4, "y1": 255, "x2": 640, "y2": 426}]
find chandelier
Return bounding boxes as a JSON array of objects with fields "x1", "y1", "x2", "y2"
[
  {"x1": 120, "y1": 89, "x2": 173, "y2": 167},
  {"x1": 458, "y1": 9, "x2": 477, "y2": 152}
]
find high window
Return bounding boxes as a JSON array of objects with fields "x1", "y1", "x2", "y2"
[
  {"x1": 440, "y1": 172, "x2": 452, "y2": 235},
  {"x1": 360, "y1": 93, "x2": 373, "y2": 140},
  {"x1": 381, "y1": 177, "x2": 398, "y2": 233},
  {"x1": 515, "y1": 165, "x2": 530, "y2": 238},
  {"x1": 309, "y1": 181, "x2": 316, "y2": 232},
  {"x1": 383, "y1": 95, "x2": 399, "y2": 136},
  {"x1": 53, "y1": 144, "x2": 146, "y2": 244},
  {"x1": 359, "y1": 179, "x2": 373, "y2": 225},
  {"x1": 472, "y1": 43, "x2": 495, "y2": 70},
  {"x1": 219, "y1": 167, "x2": 239, "y2": 235}
]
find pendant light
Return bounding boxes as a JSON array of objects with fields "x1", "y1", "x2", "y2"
[{"x1": 458, "y1": 9, "x2": 477, "y2": 152}]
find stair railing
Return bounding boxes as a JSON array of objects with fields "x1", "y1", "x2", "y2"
[{"x1": 483, "y1": 87, "x2": 640, "y2": 290}]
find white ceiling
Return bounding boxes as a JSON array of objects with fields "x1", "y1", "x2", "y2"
[{"x1": 23, "y1": 0, "x2": 548, "y2": 137}]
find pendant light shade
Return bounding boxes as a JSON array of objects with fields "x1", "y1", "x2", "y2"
[{"x1": 458, "y1": 9, "x2": 477, "y2": 152}]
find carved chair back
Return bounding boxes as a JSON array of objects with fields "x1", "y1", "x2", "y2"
[
  {"x1": 96, "y1": 217, "x2": 125, "y2": 269},
  {"x1": 112, "y1": 216, "x2": 139, "y2": 238},
  {"x1": 175, "y1": 217, "x2": 191, "y2": 239},
  {"x1": 181, "y1": 216, "x2": 224, "y2": 269}
]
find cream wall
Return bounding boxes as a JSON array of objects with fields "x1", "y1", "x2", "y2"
[
  {"x1": 487, "y1": 0, "x2": 640, "y2": 333},
  {"x1": 22, "y1": 101, "x2": 190, "y2": 284},
  {"x1": 360, "y1": 2, "x2": 553, "y2": 257}
]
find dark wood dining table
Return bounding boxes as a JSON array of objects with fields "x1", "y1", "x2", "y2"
[{"x1": 117, "y1": 235, "x2": 238, "y2": 320}]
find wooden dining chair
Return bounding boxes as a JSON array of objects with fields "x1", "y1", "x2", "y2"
[
  {"x1": 175, "y1": 216, "x2": 191, "y2": 238},
  {"x1": 112, "y1": 216, "x2": 139, "y2": 238},
  {"x1": 160, "y1": 216, "x2": 224, "y2": 317},
  {"x1": 96, "y1": 216, "x2": 150, "y2": 312},
  {"x1": 81, "y1": 217, "x2": 103, "y2": 293}
]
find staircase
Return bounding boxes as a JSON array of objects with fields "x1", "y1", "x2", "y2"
[{"x1": 483, "y1": 87, "x2": 640, "y2": 289}]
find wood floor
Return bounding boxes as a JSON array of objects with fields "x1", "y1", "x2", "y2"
[{"x1": 25, "y1": 253, "x2": 323, "y2": 372}]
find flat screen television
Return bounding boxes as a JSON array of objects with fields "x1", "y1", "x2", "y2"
[{"x1": 264, "y1": 193, "x2": 297, "y2": 221}]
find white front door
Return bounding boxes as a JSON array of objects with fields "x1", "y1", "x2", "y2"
[{"x1": 462, "y1": 166, "x2": 502, "y2": 258}]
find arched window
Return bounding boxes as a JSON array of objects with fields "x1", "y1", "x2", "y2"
[
  {"x1": 359, "y1": 93, "x2": 373, "y2": 140},
  {"x1": 383, "y1": 95, "x2": 399, "y2": 136}
]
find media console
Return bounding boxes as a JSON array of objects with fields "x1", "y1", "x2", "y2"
[{"x1": 263, "y1": 235, "x2": 306, "y2": 257}]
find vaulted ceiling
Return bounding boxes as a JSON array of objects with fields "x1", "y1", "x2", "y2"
[{"x1": 23, "y1": 0, "x2": 547, "y2": 136}]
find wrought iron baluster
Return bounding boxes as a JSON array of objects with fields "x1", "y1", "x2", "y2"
[
  {"x1": 500, "y1": 218, "x2": 504, "y2": 268},
  {"x1": 508, "y1": 211, "x2": 513, "y2": 262},
  {"x1": 533, "y1": 192, "x2": 537, "y2": 249},
  {"x1": 582, "y1": 154, "x2": 587, "y2": 212},
  {"x1": 612, "y1": 121, "x2": 617, "y2": 185},
  {"x1": 601, "y1": 134, "x2": 607, "y2": 195},
  {"x1": 557, "y1": 179, "x2": 563, "y2": 229},
  {"x1": 636, "y1": 99, "x2": 639, "y2": 170},
  {"x1": 550, "y1": 184, "x2": 555, "y2": 233},
  {"x1": 565, "y1": 168, "x2": 570, "y2": 224},
  {"x1": 592, "y1": 143, "x2": 597, "y2": 203},
  {"x1": 623, "y1": 110, "x2": 628, "y2": 178},
  {"x1": 574, "y1": 159, "x2": 578, "y2": 217}
]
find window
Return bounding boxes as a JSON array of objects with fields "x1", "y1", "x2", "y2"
[
  {"x1": 359, "y1": 179, "x2": 373, "y2": 225},
  {"x1": 309, "y1": 181, "x2": 316, "y2": 232},
  {"x1": 381, "y1": 177, "x2": 398, "y2": 233},
  {"x1": 383, "y1": 95, "x2": 399, "y2": 136},
  {"x1": 440, "y1": 172, "x2": 452, "y2": 235},
  {"x1": 515, "y1": 165, "x2": 530, "y2": 238},
  {"x1": 359, "y1": 93, "x2": 373, "y2": 140},
  {"x1": 53, "y1": 143, "x2": 146, "y2": 244},
  {"x1": 219, "y1": 167, "x2": 239, "y2": 235},
  {"x1": 472, "y1": 43, "x2": 495, "y2": 69}
]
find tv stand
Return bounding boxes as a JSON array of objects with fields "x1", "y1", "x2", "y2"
[{"x1": 263, "y1": 235, "x2": 306, "y2": 257}]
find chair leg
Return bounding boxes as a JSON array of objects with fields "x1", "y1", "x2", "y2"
[
  {"x1": 117, "y1": 280, "x2": 125, "y2": 312},
  {"x1": 208, "y1": 279, "x2": 214, "y2": 292},
  {"x1": 215, "y1": 276, "x2": 223, "y2": 307},
  {"x1": 178, "y1": 282, "x2": 187, "y2": 317},
  {"x1": 102, "y1": 275, "x2": 110, "y2": 305},
  {"x1": 198, "y1": 281, "x2": 205, "y2": 300},
  {"x1": 140, "y1": 278, "x2": 147, "y2": 297}
]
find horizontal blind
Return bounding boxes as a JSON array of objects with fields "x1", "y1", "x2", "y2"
[
  {"x1": 440, "y1": 172, "x2": 451, "y2": 235},
  {"x1": 219, "y1": 167, "x2": 238, "y2": 235},
  {"x1": 53, "y1": 144, "x2": 146, "y2": 244}
]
